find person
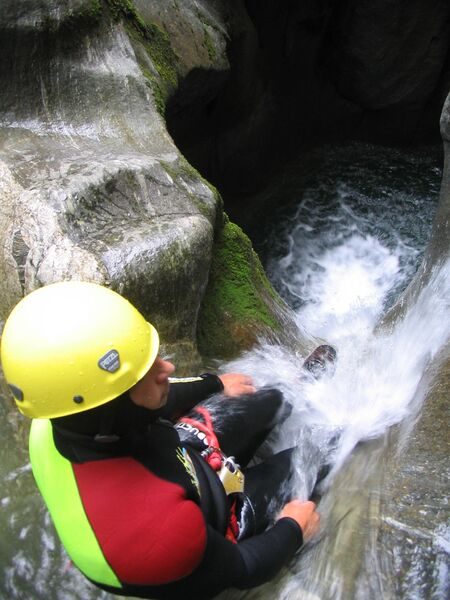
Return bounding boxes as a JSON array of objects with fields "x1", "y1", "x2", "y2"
[{"x1": 1, "y1": 281, "x2": 321, "y2": 600}]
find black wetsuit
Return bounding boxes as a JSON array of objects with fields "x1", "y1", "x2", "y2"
[{"x1": 51, "y1": 375, "x2": 302, "y2": 600}]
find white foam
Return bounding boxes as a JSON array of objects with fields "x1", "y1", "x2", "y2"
[{"x1": 226, "y1": 146, "x2": 447, "y2": 480}]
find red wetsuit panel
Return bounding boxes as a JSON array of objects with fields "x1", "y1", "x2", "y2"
[{"x1": 73, "y1": 457, "x2": 207, "y2": 585}]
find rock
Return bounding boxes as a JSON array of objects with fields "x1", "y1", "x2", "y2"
[
  {"x1": 134, "y1": 0, "x2": 230, "y2": 76},
  {"x1": 326, "y1": 0, "x2": 450, "y2": 111},
  {"x1": 0, "y1": 0, "x2": 220, "y2": 367},
  {"x1": 167, "y1": 0, "x2": 450, "y2": 196},
  {"x1": 380, "y1": 91, "x2": 450, "y2": 325},
  {"x1": 0, "y1": 0, "x2": 305, "y2": 370},
  {"x1": 197, "y1": 217, "x2": 302, "y2": 359},
  {"x1": 431, "y1": 92, "x2": 450, "y2": 263},
  {"x1": 378, "y1": 353, "x2": 450, "y2": 598},
  {"x1": 373, "y1": 90, "x2": 450, "y2": 599}
]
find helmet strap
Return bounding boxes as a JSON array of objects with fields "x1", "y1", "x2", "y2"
[{"x1": 94, "y1": 403, "x2": 120, "y2": 444}]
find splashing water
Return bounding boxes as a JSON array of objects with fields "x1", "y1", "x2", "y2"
[{"x1": 224, "y1": 144, "x2": 448, "y2": 496}]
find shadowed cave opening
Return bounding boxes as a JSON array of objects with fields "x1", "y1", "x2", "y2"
[{"x1": 165, "y1": 0, "x2": 449, "y2": 229}]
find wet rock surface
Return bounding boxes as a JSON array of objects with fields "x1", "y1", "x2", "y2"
[
  {"x1": 372, "y1": 94, "x2": 450, "y2": 599},
  {"x1": 378, "y1": 355, "x2": 450, "y2": 599},
  {"x1": 0, "y1": 1, "x2": 218, "y2": 363},
  {"x1": 0, "y1": 0, "x2": 298, "y2": 369}
]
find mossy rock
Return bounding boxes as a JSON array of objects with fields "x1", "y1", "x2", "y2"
[
  {"x1": 106, "y1": 0, "x2": 178, "y2": 113},
  {"x1": 197, "y1": 218, "x2": 286, "y2": 359}
]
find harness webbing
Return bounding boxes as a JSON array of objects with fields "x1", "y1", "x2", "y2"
[
  {"x1": 179, "y1": 406, "x2": 223, "y2": 470},
  {"x1": 179, "y1": 407, "x2": 240, "y2": 543}
]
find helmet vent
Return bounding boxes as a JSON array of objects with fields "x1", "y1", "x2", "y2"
[
  {"x1": 98, "y1": 349, "x2": 120, "y2": 373},
  {"x1": 73, "y1": 396, "x2": 84, "y2": 404},
  {"x1": 9, "y1": 384, "x2": 24, "y2": 401}
]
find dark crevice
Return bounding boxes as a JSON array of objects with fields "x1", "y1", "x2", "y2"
[{"x1": 165, "y1": 0, "x2": 450, "y2": 221}]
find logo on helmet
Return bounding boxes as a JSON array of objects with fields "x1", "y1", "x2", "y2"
[{"x1": 98, "y1": 349, "x2": 120, "y2": 373}]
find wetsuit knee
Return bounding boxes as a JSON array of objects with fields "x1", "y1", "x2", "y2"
[{"x1": 252, "y1": 387, "x2": 292, "y2": 426}]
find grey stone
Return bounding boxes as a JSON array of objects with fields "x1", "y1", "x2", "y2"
[{"x1": 0, "y1": 0, "x2": 225, "y2": 368}]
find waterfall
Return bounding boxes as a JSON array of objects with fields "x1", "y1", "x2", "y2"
[{"x1": 222, "y1": 143, "x2": 448, "y2": 598}]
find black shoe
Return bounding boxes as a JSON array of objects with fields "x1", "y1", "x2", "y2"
[{"x1": 302, "y1": 345, "x2": 337, "y2": 379}]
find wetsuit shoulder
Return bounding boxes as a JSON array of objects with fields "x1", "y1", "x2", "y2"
[{"x1": 156, "y1": 373, "x2": 224, "y2": 421}]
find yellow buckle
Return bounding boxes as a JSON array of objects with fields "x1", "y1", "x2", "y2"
[{"x1": 218, "y1": 457, "x2": 245, "y2": 495}]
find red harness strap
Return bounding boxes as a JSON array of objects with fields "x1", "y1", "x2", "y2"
[
  {"x1": 179, "y1": 407, "x2": 239, "y2": 543},
  {"x1": 179, "y1": 406, "x2": 223, "y2": 470}
]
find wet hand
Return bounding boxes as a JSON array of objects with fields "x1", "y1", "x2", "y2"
[
  {"x1": 218, "y1": 373, "x2": 256, "y2": 396},
  {"x1": 277, "y1": 500, "x2": 320, "y2": 542}
]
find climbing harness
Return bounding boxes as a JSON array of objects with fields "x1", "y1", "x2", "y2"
[
  {"x1": 218, "y1": 456, "x2": 245, "y2": 495},
  {"x1": 178, "y1": 406, "x2": 245, "y2": 542},
  {"x1": 179, "y1": 406, "x2": 245, "y2": 495}
]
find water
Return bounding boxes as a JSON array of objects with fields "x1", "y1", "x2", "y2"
[
  {"x1": 224, "y1": 259, "x2": 449, "y2": 478},
  {"x1": 1, "y1": 143, "x2": 448, "y2": 599},
  {"x1": 262, "y1": 144, "x2": 442, "y2": 317},
  {"x1": 222, "y1": 143, "x2": 449, "y2": 597},
  {"x1": 225, "y1": 143, "x2": 445, "y2": 461}
]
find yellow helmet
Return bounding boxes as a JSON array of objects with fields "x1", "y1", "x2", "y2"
[{"x1": 0, "y1": 281, "x2": 159, "y2": 419}]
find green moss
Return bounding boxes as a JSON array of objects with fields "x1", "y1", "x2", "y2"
[
  {"x1": 140, "y1": 66, "x2": 166, "y2": 115},
  {"x1": 177, "y1": 157, "x2": 201, "y2": 181},
  {"x1": 142, "y1": 23, "x2": 178, "y2": 88},
  {"x1": 198, "y1": 219, "x2": 282, "y2": 358},
  {"x1": 82, "y1": 0, "x2": 103, "y2": 18},
  {"x1": 106, "y1": 0, "x2": 144, "y2": 26},
  {"x1": 202, "y1": 27, "x2": 216, "y2": 62},
  {"x1": 74, "y1": 0, "x2": 103, "y2": 25}
]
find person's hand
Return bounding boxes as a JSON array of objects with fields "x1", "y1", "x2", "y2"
[
  {"x1": 277, "y1": 500, "x2": 320, "y2": 542},
  {"x1": 218, "y1": 373, "x2": 256, "y2": 397}
]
